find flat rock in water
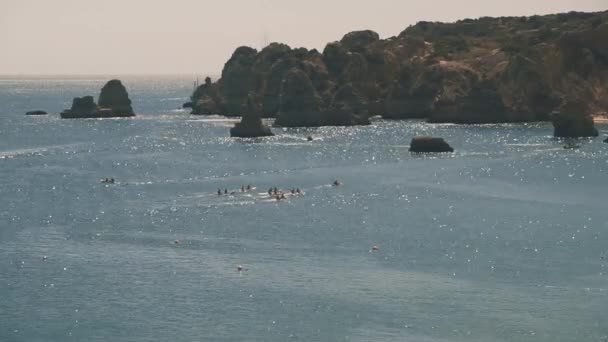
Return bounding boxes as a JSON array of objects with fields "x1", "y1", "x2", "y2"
[
  {"x1": 409, "y1": 136, "x2": 454, "y2": 153},
  {"x1": 26, "y1": 110, "x2": 48, "y2": 115}
]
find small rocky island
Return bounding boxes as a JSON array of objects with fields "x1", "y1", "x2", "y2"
[
  {"x1": 409, "y1": 137, "x2": 454, "y2": 153},
  {"x1": 189, "y1": 11, "x2": 608, "y2": 135},
  {"x1": 26, "y1": 110, "x2": 47, "y2": 115},
  {"x1": 61, "y1": 80, "x2": 135, "y2": 119},
  {"x1": 230, "y1": 93, "x2": 274, "y2": 138}
]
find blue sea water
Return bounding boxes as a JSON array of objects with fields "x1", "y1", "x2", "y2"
[{"x1": 0, "y1": 76, "x2": 607, "y2": 342}]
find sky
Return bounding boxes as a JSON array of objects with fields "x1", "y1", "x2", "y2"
[{"x1": 0, "y1": 0, "x2": 605, "y2": 75}]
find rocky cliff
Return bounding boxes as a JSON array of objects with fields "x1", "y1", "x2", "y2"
[{"x1": 191, "y1": 11, "x2": 608, "y2": 127}]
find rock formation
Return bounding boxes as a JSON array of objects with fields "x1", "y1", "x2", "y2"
[
  {"x1": 61, "y1": 80, "x2": 135, "y2": 118},
  {"x1": 26, "y1": 110, "x2": 47, "y2": 115},
  {"x1": 551, "y1": 100, "x2": 599, "y2": 137},
  {"x1": 189, "y1": 11, "x2": 608, "y2": 126},
  {"x1": 230, "y1": 93, "x2": 274, "y2": 138},
  {"x1": 325, "y1": 84, "x2": 371, "y2": 126},
  {"x1": 275, "y1": 69, "x2": 325, "y2": 127},
  {"x1": 191, "y1": 77, "x2": 221, "y2": 115},
  {"x1": 409, "y1": 137, "x2": 454, "y2": 153},
  {"x1": 97, "y1": 80, "x2": 135, "y2": 116},
  {"x1": 61, "y1": 96, "x2": 98, "y2": 118}
]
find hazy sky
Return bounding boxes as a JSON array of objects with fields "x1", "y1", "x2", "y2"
[{"x1": 0, "y1": 0, "x2": 605, "y2": 75}]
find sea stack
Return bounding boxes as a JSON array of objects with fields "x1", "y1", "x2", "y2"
[
  {"x1": 229, "y1": 93, "x2": 274, "y2": 138},
  {"x1": 61, "y1": 80, "x2": 135, "y2": 118},
  {"x1": 98, "y1": 80, "x2": 135, "y2": 116},
  {"x1": 409, "y1": 136, "x2": 454, "y2": 153},
  {"x1": 551, "y1": 100, "x2": 599, "y2": 138}
]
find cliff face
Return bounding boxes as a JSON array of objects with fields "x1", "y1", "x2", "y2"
[{"x1": 191, "y1": 11, "x2": 608, "y2": 126}]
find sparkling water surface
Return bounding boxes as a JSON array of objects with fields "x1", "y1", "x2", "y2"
[{"x1": 1, "y1": 76, "x2": 607, "y2": 342}]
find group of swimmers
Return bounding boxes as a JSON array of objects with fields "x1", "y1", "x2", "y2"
[
  {"x1": 217, "y1": 184, "x2": 253, "y2": 196},
  {"x1": 267, "y1": 187, "x2": 302, "y2": 201},
  {"x1": 215, "y1": 179, "x2": 340, "y2": 200},
  {"x1": 100, "y1": 177, "x2": 115, "y2": 184}
]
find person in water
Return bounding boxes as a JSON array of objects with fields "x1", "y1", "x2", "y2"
[
  {"x1": 333, "y1": 180, "x2": 341, "y2": 186},
  {"x1": 273, "y1": 187, "x2": 278, "y2": 195},
  {"x1": 280, "y1": 193, "x2": 286, "y2": 200},
  {"x1": 217, "y1": 188, "x2": 222, "y2": 196},
  {"x1": 291, "y1": 188, "x2": 295, "y2": 194},
  {"x1": 224, "y1": 188, "x2": 228, "y2": 195},
  {"x1": 246, "y1": 184, "x2": 251, "y2": 191},
  {"x1": 296, "y1": 188, "x2": 301, "y2": 194},
  {"x1": 268, "y1": 188, "x2": 273, "y2": 196},
  {"x1": 241, "y1": 185, "x2": 245, "y2": 192}
]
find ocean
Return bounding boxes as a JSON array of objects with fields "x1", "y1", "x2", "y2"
[{"x1": 1, "y1": 76, "x2": 607, "y2": 342}]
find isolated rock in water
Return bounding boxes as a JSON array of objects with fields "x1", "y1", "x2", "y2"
[
  {"x1": 552, "y1": 100, "x2": 599, "y2": 137},
  {"x1": 26, "y1": 110, "x2": 47, "y2": 115},
  {"x1": 230, "y1": 93, "x2": 274, "y2": 138},
  {"x1": 275, "y1": 68, "x2": 324, "y2": 127},
  {"x1": 409, "y1": 136, "x2": 454, "y2": 153},
  {"x1": 60, "y1": 96, "x2": 98, "y2": 118},
  {"x1": 98, "y1": 80, "x2": 135, "y2": 116},
  {"x1": 325, "y1": 83, "x2": 370, "y2": 126}
]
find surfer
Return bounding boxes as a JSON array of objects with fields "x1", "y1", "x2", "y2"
[
  {"x1": 224, "y1": 188, "x2": 228, "y2": 195},
  {"x1": 268, "y1": 188, "x2": 273, "y2": 196},
  {"x1": 296, "y1": 188, "x2": 301, "y2": 194},
  {"x1": 217, "y1": 188, "x2": 222, "y2": 196},
  {"x1": 246, "y1": 184, "x2": 251, "y2": 191},
  {"x1": 291, "y1": 188, "x2": 295, "y2": 194}
]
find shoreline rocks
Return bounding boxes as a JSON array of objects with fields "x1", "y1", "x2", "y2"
[
  {"x1": 409, "y1": 137, "x2": 454, "y2": 153},
  {"x1": 551, "y1": 100, "x2": 599, "y2": 137},
  {"x1": 189, "y1": 11, "x2": 608, "y2": 127}
]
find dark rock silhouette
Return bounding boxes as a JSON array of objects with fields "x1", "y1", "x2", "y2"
[
  {"x1": 230, "y1": 93, "x2": 274, "y2": 138},
  {"x1": 325, "y1": 83, "x2": 371, "y2": 126},
  {"x1": 339, "y1": 30, "x2": 380, "y2": 52},
  {"x1": 604, "y1": 137, "x2": 608, "y2": 143},
  {"x1": 410, "y1": 137, "x2": 454, "y2": 153},
  {"x1": 275, "y1": 69, "x2": 325, "y2": 127},
  {"x1": 191, "y1": 77, "x2": 221, "y2": 115},
  {"x1": 61, "y1": 80, "x2": 135, "y2": 118},
  {"x1": 61, "y1": 96, "x2": 98, "y2": 118},
  {"x1": 190, "y1": 11, "x2": 608, "y2": 126},
  {"x1": 552, "y1": 100, "x2": 599, "y2": 137},
  {"x1": 98, "y1": 80, "x2": 135, "y2": 116},
  {"x1": 182, "y1": 101, "x2": 193, "y2": 109},
  {"x1": 220, "y1": 46, "x2": 258, "y2": 116},
  {"x1": 26, "y1": 110, "x2": 47, "y2": 115}
]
